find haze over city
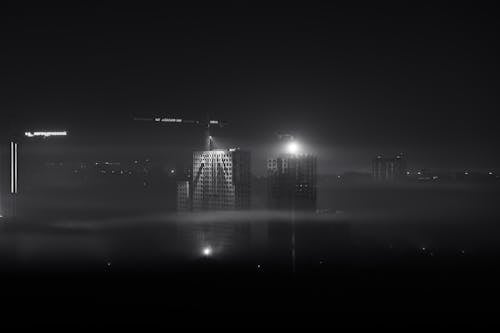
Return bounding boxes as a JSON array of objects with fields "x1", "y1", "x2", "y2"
[{"x1": 1, "y1": 3, "x2": 499, "y2": 329}]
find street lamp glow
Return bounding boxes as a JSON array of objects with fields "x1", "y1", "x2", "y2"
[{"x1": 287, "y1": 141, "x2": 300, "y2": 154}]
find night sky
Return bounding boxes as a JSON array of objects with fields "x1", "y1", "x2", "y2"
[{"x1": 1, "y1": 4, "x2": 498, "y2": 174}]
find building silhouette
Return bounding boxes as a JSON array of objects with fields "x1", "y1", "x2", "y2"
[
  {"x1": 267, "y1": 154, "x2": 317, "y2": 210},
  {"x1": 191, "y1": 148, "x2": 251, "y2": 211},
  {"x1": 372, "y1": 154, "x2": 406, "y2": 181},
  {"x1": 176, "y1": 181, "x2": 191, "y2": 212}
]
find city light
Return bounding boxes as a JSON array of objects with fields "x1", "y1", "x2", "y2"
[
  {"x1": 10, "y1": 142, "x2": 18, "y2": 194},
  {"x1": 287, "y1": 141, "x2": 300, "y2": 154},
  {"x1": 25, "y1": 131, "x2": 68, "y2": 138},
  {"x1": 155, "y1": 118, "x2": 182, "y2": 123},
  {"x1": 202, "y1": 246, "x2": 213, "y2": 256}
]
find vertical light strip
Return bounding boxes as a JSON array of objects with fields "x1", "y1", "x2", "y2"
[
  {"x1": 10, "y1": 142, "x2": 14, "y2": 194},
  {"x1": 14, "y1": 143, "x2": 18, "y2": 194},
  {"x1": 10, "y1": 142, "x2": 18, "y2": 194}
]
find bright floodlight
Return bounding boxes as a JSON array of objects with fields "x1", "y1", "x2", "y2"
[
  {"x1": 25, "y1": 131, "x2": 68, "y2": 138},
  {"x1": 202, "y1": 246, "x2": 212, "y2": 256},
  {"x1": 287, "y1": 141, "x2": 300, "y2": 154}
]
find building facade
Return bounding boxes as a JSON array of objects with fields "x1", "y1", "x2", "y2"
[
  {"x1": 372, "y1": 154, "x2": 406, "y2": 181},
  {"x1": 267, "y1": 154, "x2": 317, "y2": 211},
  {"x1": 176, "y1": 181, "x2": 191, "y2": 212},
  {"x1": 191, "y1": 149, "x2": 251, "y2": 211}
]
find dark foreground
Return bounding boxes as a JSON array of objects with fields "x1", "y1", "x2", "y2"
[{"x1": 1, "y1": 208, "x2": 500, "y2": 328}]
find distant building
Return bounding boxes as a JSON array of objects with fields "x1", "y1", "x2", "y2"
[
  {"x1": 176, "y1": 181, "x2": 191, "y2": 212},
  {"x1": 372, "y1": 154, "x2": 406, "y2": 181},
  {"x1": 192, "y1": 149, "x2": 251, "y2": 211},
  {"x1": 267, "y1": 154, "x2": 317, "y2": 210}
]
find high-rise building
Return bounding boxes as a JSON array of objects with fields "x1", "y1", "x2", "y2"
[
  {"x1": 372, "y1": 154, "x2": 406, "y2": 181},
  {"x1": 267, "y1": 154, "x2": 317, "y2": 210},
  {"x1": 176, "y1": 181, "x2": 191, "y2": 212},
  {"x1": 191, "y1": 148, "x2": 251, "y2": 211}
]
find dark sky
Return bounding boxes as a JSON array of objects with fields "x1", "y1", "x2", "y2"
[{"x1": 1, "y1": 3, "x2": 499, "y2": 174}]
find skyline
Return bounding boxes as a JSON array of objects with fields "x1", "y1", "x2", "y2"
[{"x1": 1, "y1": 4, "x2": 500, "y2": 326}]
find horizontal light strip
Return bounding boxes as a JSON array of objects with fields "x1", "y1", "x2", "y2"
[{"x1": 25, "y1": 131, "x2": 67, "y2": 137}]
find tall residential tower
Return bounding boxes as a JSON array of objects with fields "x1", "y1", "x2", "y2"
[
  {"x1": 191, "y1": 148, "x2": 251, "y2": 211},
  {"x1": 267, "y1": 154, "x2": 317, "y2": 211},
  {"x1": 372, "y1": 154, "x2": 406, "y2": 181}
]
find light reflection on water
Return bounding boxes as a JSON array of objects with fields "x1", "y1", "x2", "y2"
[{"x1": 0, "y1": 210, "x2": 499, "y2": 272}]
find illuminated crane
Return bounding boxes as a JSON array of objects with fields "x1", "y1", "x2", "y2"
[{"x1": 133, "y1": 114, "x2": 227, "y2": 151}]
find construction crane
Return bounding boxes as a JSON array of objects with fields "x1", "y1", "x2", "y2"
[
  {"x1": 133, "y1": 114, "x2": 232, "y2": 211},
  {"x1": 133, "y1": 114, "x2": 228, "y2": 151},
  {"x1": 276, "y1": 132, "x2": 295, "y2": 142}
]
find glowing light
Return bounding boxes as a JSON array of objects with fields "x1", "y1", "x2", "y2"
[
  {"x1": 10, "y1": 142, "x2": 18, "y2": 194},
  {"x1": 286, "y1": 141, "x2": 300, "y2": 154},
  {"x1": 202, "y1": 247, "x2": 212, "y2": 256},
  {"x1": 155, "y1": 118, "x2": 182, "y2": 123},
  {"x1": 25, "y1": 131, "x2": 67, "y2": 138}
]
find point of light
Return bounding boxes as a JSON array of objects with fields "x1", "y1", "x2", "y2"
[
  {"x1": 202, "y1": 247, "x2": 212, "y2": 256},
  {"x1": 286, "y1": 141, "x2": 300, "y2": 154}
]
